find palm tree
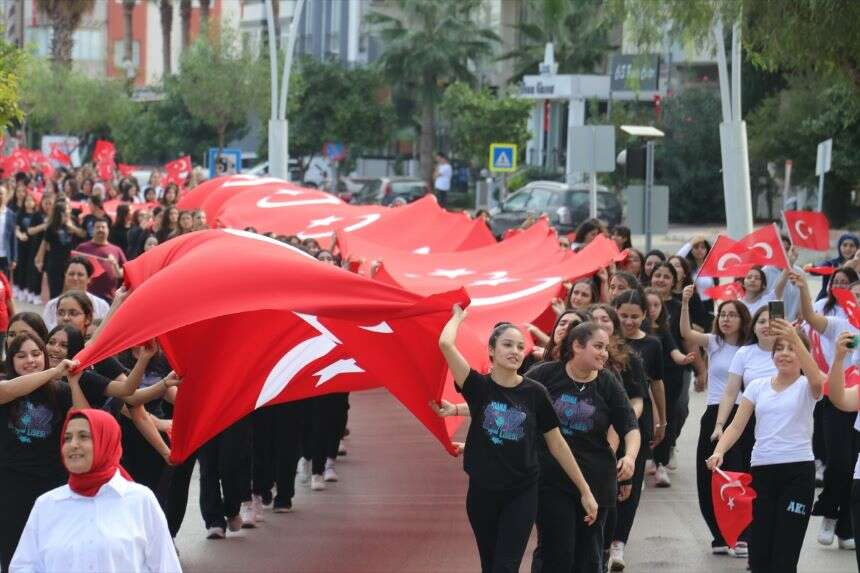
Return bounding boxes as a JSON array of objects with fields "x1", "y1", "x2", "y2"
[
  {"x1": 121, "y1": 0, "x2": 136, "y2": 79},
  {"x1": 180, "y1": 0, "x2": 192, "y2": 50},
  {"x1": 501, "y1": 0, "x2": 614, "y2": 81},
  {"x1": 158, "y1": 0, "x2": 173, "y2": 76},
  {"x1": 35, "y1": 0, "x2": 96, "y2": 68},
  {"x1": 367, "y1": 0, "x2": 498, "y2": 185},
  {"x1": 199, "y1": 0, "x2": 211, "y2": 30}
]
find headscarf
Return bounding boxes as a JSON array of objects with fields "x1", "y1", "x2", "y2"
[{"x1": 61, "y1": 408, "x2": 132, "y2": 497}]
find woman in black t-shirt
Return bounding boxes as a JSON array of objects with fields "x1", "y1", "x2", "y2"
[
  {"x1": 437, "y1": 305, "x2": 597, "y2": 573},
  {"x1": 526, "y1": 322, "x2": 640, "y2": 573},
  {"x1": 0, "y1": 333, "x2": 86, "y2": 571}
]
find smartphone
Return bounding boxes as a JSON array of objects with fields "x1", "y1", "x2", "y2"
[
  {"x1": 767, "y1": 300, "x2": 785, "y2": 323},
  {"x1": 848, "y1": 335, "x2": 860, "y2": 349}
]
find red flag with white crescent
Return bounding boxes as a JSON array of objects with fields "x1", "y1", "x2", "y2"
[
  {"x1": 71, "y1": 229, "x2": 470, "y2": 462},
  {"x1": 784, "y1": 210, "x2": 829, "y2": 251},
  {"x1": 711, "y1": 468, "x2": 756, "y2": 548},
  {"x1": 697, "y1": 235, "x2": 751, "y2": 278},
  {"x1": 833, "y1": 288, "x2": 860, "y2": 329}
]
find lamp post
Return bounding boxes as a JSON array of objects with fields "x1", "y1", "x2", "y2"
[{"x1": 621, "y1": 125, "x2": 664, "y2": 253}]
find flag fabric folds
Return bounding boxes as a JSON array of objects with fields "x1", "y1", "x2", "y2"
[
  {"x1": 711, "y1": 469, "x2": 756, "y2": 548},
  {"x1": 783, "y1": 211, "x2": 830, "y2": 252}
]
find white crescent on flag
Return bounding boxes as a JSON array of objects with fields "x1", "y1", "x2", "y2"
[
  {"x1": 794, "y1": 220, "x2": 812, "y2": 240},
  {"x1": 717, "y1": 253, "x2": 743, "y2": 271},
  {"x1": 752, "y1": 241, "x2": 774, "y2": 259}
]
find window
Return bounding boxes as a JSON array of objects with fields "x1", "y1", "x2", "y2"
[
  {"x1": 113, "y1": 40, "x2": 140, "y2": 68},
  {"x1": 565, "y1": 191, "x2": 589, "y2": 211},
  {"x1": 72, "y1": 29, "x2": 105, "y2": 62},
  {"x1": 525, "y1": 188, "x2": 554, "y2": 211},
  {"x1": 503, "y1": 190, "x2": 530, "y2": 211}
]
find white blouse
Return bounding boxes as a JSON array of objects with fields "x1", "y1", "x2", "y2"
[{"x1": 10, "y1": 471, "x2": 181, "y2": 573}]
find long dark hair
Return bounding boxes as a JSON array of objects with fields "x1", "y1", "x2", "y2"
[
  {"x1": 588, "y1": 303, "x2": 630, "y2": 372},
  {"x1": 746, "y1": 305, "x2": 770, "y2": 346},
  {"x1": 559, "y1": 322, "x2": 603, "y2": 364},
  {"x1": 56, "y1": 291, "x2": 94, "y2": 333},
  {"x1": 7, "y1": 312, "x2": 49, "y2": 345},
  {"x1": 824, "y1": 267, "x2": 860, "y2": 315},
  {"x1": 651, "y1": 261, "x2": 679, "y2": 294},
  {"x1": 567, "y1": 278, "x2": 599, "y2": 309},
  {"x1": 667, "y1": 256, "x2": 693, "y2": 290},
  {"x1": 46, "y1": 200, "x2": 67, "y2": 233},
  {"x1": 544, "y1": 310, "x2": 588, "y2": 362},
  {"x1": 685, "y1": 238, "x2": 712, "y2": 270},
  {"x1": 611, "y1": 225, "x2": 632, "y2": 249},
  {"x1": 47, "y1": 324, "x2": 86, "y2": 361},
  {"x1": 574, "y1": 218, "x2": 603, "y2": 245},
  {"x1": 644, "y1": 287, "x2": 670, "y2": 334},
  {"x1": 6, "y1": 332, "x2": 57, "y2": 424}
]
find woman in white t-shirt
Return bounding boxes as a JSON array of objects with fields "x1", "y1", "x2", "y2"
[
  {"x1": 707, "y1": 319, "x2": 824, "y2": 573},
  {"x1": 739, "y1": 265, "x2": 789, "y2": 316},
  {"x1": 795, "y1": 271, "x2": 860, "y2": 549},
  {"x1": 821, "y1": 331, "x2": 860, "y2": 571},
  {"x1": 679, "y1": 285, "x2": 751, "y2": 554}
]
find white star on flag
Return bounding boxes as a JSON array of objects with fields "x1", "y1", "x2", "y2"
[
  {"x1": 469, "y1": 271, "x2": 517, "y2": 287},
  {"x1": 429, "y1": 268, "x2": 475, "y2": 279},
  {"x1": 307, "y1": 215, "x2": 344, "y2": 228}
]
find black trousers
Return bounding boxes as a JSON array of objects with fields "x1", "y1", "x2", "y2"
[
  {"x1": 654, "y1": 372, "x2": 683, "y2": 465},
  {"x1": 672, "y1": 369, "x2": 692, "y2": 450},
  {"x1": 120, "y1": 415, "x2": 166, "y2": 494},
  {"x1": 466, "y1": 479, "x2": 538, "y2": 573},
  {"x1": 533, "y1": 485, "x2": 608, "y2": 573},
  {"x1": 198, "y1": 417, "x2": 252, "y2": 529},
  {"x1": 252, "y1": 401, "x2": 303, "y2": 507},
  {"x1": 160, "y1": 453, "x2": 197, "y2": 538},
  {"x1": 849, "y1": 479, "x2": 860, "y2": 570},
  {"x1": 305, "y1": 394, "x2": 347, "y2": 474},
  {"x1": 0, "y1": 468, "x2": 64, "y2": 573},
  {"x1": 749, "y1": 461, "x2": 815, "y2": 573},
  {"x1": 813, "y1": 401, "x2": 859, "y2": 539},
  {"x1": 612, "y1": 435, "x2": 648, "y2": 544},
  {"x1": 696, "y1": 404, "x2": 749, "y2": 546},
  {"x1": 813, "y1": 400, "x2": 827, "y2": 463}
]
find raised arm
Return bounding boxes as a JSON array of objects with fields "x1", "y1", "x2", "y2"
[
  {"x1": 680, "y1": 285, "x2": 709, "y2": 349},
  {"x1": 86, "y1": 286, "x2": 128, "y2": 346},
  {"x1": 770, "y1": 318, "x2": 825, "y2": 397},
  {"x1": 438, "y1": 305, "x2": 470, "y2": 389},
  {"x1": 106, "y1": 342, "x2": 156, "y2": 398},
  {"x1": 793, "y1": 270, "x2": 827, "y2": 333},
  {"x1": 828, "y1": 332, "x2": 860, "y2": 412},
  {"x1": 0, "y1": 360, "x2": 75, "y2": 405}
]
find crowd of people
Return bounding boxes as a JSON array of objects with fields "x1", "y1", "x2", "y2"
[{"x1": 0, "y1": 158, "x2": 859, "y2": 573}]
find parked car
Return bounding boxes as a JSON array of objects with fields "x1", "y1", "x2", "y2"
[
  {"x1": 350, "y1": 177, "x2": 431, "y2": 206},
  {"x1": 488, "y1": 180, "x2": 622, "y2": 238},
  {"x1": 336, "y1": 176, "x2": 375, "y2": 203}
]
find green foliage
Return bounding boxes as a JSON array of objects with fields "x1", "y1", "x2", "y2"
[
  {"x1": 501, "y1": 0, "x2": 615, "y2": 80},
  {"x1": 439, "y1": 82, "x2": 531, "y2": 169},
  {"x1": 21, "y1": 56, "x2": 130, "y2": 141},
  {"x1": 0, "y1": 37, "x2": 23, "y2": 130},
  {"x1": 177, "y1": 24, "x2": 257, "y2": 147},
  {"x1": 656, "y1": 86, "x2": 726, "y2": 223},
  {"x1": 286, "y1": 58, "x2": 395, "y2": 165}
]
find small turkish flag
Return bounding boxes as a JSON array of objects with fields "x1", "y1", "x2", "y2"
[
  {"x1": 704, "y1": 282, "x2": 745, "y2": 301},
  {"x1": 96, "y1": 160, "x2": 115, "y2": 181},
  {"x1": 117, "y1": 163, "x2": 136, "y2": 177},
  {"x1": 735, "y1": 224, "x2": 790, "y2": 269},
  {"x1": 823, "y1": 365, "x2": 860, "y2": 397},
  {"x1": 806, "y1": 265, "x2": 837, "y2": 276},
  {"x1": 49, "y1": 146, "x2": 71, "y2": 166},
  {"x1": 711, "y1": 468, "x2": 756, "y2": 548},
  {"x1": 784, "y1": 211, "x2": 829, "y2": 251},
  {"x1": 164, "y1": 156, "x2": 192, "y2": 186},
  {"x1": 832, "y1": 288, "x2": 860, "y2": 329},
  {"x1": 92, "y1": 140, "x2": 116, "y2": 164},
  {"x1": 697, "y1": 235, "x2": 751, "y2": 278}
]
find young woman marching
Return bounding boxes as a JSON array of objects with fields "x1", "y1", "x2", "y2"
[
  {"x1": 589, "y1": 304, "x2": 648, "y2": 571},
  {"x1": 821, "y1": 331, "x2": 860, "y2": 569},
  {"x1": 438, "y1": 306, "x2": 597, "y2": 573},
  {"x1": 794, "y1": 271, "x2": 860, "y2": 549},
  {"x1": 680, "y1": 285, "x2": 751, "y2": 554},
  {"x1": 707, "y1": 319, "x2": 824, "y2": 573}
]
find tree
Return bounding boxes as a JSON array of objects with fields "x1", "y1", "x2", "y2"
[
  {"x1": 180, "y1": 0, "x2": 192, "y2": 50},
  {"x1": 268, "y1": 57, "x2": 394, "y2": 178},
  {"x1": 157, "y1": 0, "x2": 174, "y2": 76},
  {"x1": 121, "y1": 0, "x2": 136, "y2": 82},
  {"x1": 501, "y1": 0, "x2": 615, "y2": 80},
  {"x1": 177, "y1": 25, "x2": 256, "y2": 149},
  {"x1": 199, "y1": 0, "x2": 211, "y2": 29},
  {"x1": 0, "y1": 38, "x2": 23, "y2": 131},
  {"x1": 34, "y1": 0, "x2": 96, "y2": 69},
  {"x1": 439, "y1": 82, "x2": 531, "y2": 169},
  {"x1": 367, "y1": 0, "x2": 498, "y2": 185}
]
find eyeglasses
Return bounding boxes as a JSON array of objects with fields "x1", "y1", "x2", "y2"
[
  {"x1": 57, "y1": 309, "x2": 83, "y2": 318},
  {"x1": 718, "y1": 312, "x2": 740, "y2": 319}
]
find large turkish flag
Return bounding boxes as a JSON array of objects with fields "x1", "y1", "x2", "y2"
[
  {"x1": 72, "y1": 229, "x2": 469, "y2": 461},
  {"x1": 784, "y1": 210, "x2": 829, "y2": 252}
]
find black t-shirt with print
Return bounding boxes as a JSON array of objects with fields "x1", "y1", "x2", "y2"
[
  {"x1": 0, "y1": 384, "x2": 73, "y2": 480},
  {"x1": 527, "y1": 361, "x2": 637, "y2": 506},
  {"x1": 458, "y1": 369, "x2": 559, "y2": 491}
]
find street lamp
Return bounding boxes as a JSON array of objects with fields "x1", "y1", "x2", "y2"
[{"x1": 620, "y1": 125, "x2": 664, "y2": 252}]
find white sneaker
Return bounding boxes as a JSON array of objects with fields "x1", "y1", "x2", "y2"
[
  {"x1": 311, "y1": 474, "x2": 326, "y2": 491},
  {"x1": 730, "y1": 541, "x2": 748, "y2": 558},
  {"x1": 818, "y1": 517, "x2": 837, "y2": 546},
  {"x1": 607, "y1": 541, "x2": 625, "y2": 571},
  {"x1": 815, "y1": 459, "x2": 826, "y2": 485},
  {"x1": 655, "y1": 464, "x2": 671, "y2": 488},
  {"x1": 239, "y1": 501, "x2": 256, "y2": 528},
  {"x1": 338, "y1": 440, "x2": 347, "y2": 456},
  {"x1": 645, "y1": 459, "x2": 657, "y2": 476},
  {"x1": 206, "y1": 526, "x2": 225, "y2": 539},
  {"x1": 839, "y1": 537, "x2": 855, "y2": 550},
  {"x1": 324, "y1": 466, "x2": 339, "y2": 482},
  {"x1": 666, "y1": 447, "x2": 678, "y2": 472},
  {"x1": 226, "y1": 515, "x2": 243, "y2": 532},
  {"x1": 296, "y1": 458, "x2": 310, "y2": 485},
  {"x1": 252, "y1": 494, "x2": 266, "y2": 522}
]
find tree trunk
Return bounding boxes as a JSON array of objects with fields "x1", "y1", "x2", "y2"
[
  {"x1": 160, "y1": 0, "x2": 173, "y2": 76},
  {"x1": 122, "y1": 0, "x2": 135, "y2": 78},
  {"x1": 199, "y1": 0, "x2": 210, "y2": 30},
  {"x1": 180, "y1": 0, "x2": 191, "y2": 50},
  {"x1": 51, "y1": 18, "x2": 74, "y2": 68},
  {"x1": 419, "y1": 91, "x2": 435, "y2": 186}
]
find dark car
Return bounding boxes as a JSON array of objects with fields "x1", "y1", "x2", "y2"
[
  {"x1": 350, "y1": 177, "x2": 431, "y2": 206},
  {"x1": 488, "y1": 181, "x2": 623, "y2": 238}
]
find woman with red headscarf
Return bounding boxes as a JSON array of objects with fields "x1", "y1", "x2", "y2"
[{"x1": 9, "y1": 409, "x2": 181, "y2": 573}]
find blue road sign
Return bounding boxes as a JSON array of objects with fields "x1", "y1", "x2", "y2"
[{"x1": 489, "y1": 143, "x2": 517, "y2": 173}]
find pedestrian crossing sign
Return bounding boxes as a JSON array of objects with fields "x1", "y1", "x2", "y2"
[{"x1": 489, "y1": 143, "x2": 517, "y2": 173}]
